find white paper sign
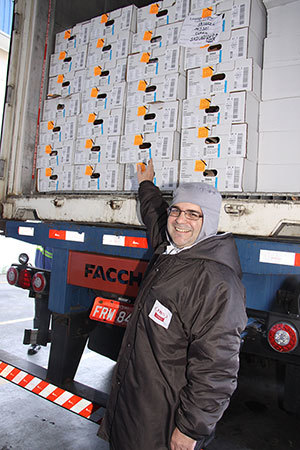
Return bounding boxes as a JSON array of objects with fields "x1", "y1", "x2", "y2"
[{"x1": 178, "y1": 14, "x2": 223, "y2": 47}]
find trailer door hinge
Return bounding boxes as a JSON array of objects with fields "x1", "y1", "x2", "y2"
[
  {"x1": 0, "y1": 159, "x2": 5, "y2": 179},
  {"x1": 13, "y1": 13, "x2": 21, "y2": 33},
  {"x1": 5, "y1": 85, "x2": 14, "y2": 106}
]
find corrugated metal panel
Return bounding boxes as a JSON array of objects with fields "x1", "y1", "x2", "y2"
[{"x1": 0, "y1": 0, "x2": 13, "y2": 35}]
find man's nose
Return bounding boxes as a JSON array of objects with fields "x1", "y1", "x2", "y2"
[{"x1": 175, "y1": 211, "x2": 188, "y2": 223}]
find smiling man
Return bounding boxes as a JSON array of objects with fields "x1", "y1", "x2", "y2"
[{"x1": 98, "y1": 159, "x2": 247, "y2": 450}]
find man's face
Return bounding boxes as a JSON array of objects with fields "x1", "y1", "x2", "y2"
[{"x1": 167, "y1": 202, "x2": 203, "y2": 249}]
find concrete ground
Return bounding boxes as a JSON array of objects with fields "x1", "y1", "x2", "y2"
[{"x1": 1, "y1": 274, "x2": 300, "y2": 450}]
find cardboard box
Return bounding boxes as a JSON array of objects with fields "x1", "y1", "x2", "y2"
[
  {"x1": 257, "y1": 163, "x2": 300, "y2": 193},
  {"x1": 73, "y1": 163, "x2": 124, "y2": 191},
  {"x1": 187, "y1": 58, "x2": 261, "y2": 100},
  {"x1": 47, "y1": 70, "x2": 86, "y2": 98},
  {"x1": 262, "y1": 63, "x2": 300, "y2": 101},
  {"x1": 124, "y1": 160, "x2": 179, "y2": 191},
  {"x1": 179, "y1": 157, "x2": 257, "y2": 191},
  {"x1": 90, "y1": 5, "x2": 137, "y2": 39},
  {"x1": 127, "y1": 45, "x2": 185, "y2": 82},
  {"x1": 55, "y1": 21, "x2": 91, "y2": 55},
  {"x1": 267, "y1": 2, "x2": 300, "y2": 37},
  {"x1": 181, "y1": 123, "x2": 258, "y2": 161},
  {"x1": 36, "y1": 141, "x2": 75, "y2": 168},
  {"x1": 127, "y1": 73, "x2": 186, "y2": 107},
  {"x1": 258, "y1": 131, "x2": 300, "y2": 165},
  {"x1": 125, "y1": 101, "x2": 181, "y2": 134},
  {"x1": 49, "y1": 45, "x2": 88, "y2": 77},
  {"x1": 87, "y1": 31, "x2": 132, "y2": 68},
  {"x1": 182, "y1": 91, "x2": 259, "y2": 130},
  {"x1": 82, "y1": 83, "x2": 126, "y2": 111},
  {"x1": 85, "y1": 58, "x2": 127, "y2": 91},
  {"x1": 263, "y1": 36, "x2": 300, "y2": 68},
  {"x1": 216, "y1": 0, "x2": 267, "y2": 42},
  {"x1": 37, "y1": 165, "x2": 74, "y2": 192},
  {"x1": 184, "y1": 27, "x2": 263, "y2": 70},
  {"x1": 259, "y1": 98, "x2": 300, "y2": 132},
  {"x1": 42, "y1": 94, "x2": 81, "y2": 121},
  {"x1": 137, "y1": 0, "x2": 189, "y2": 32},
  {"x1": 77, "y1": 108, "x2": 124, "y2": 137},
  {"x1": 120, "y1": 131, "x2": 180, "y2": 163},
  {"x1": 74, "y1": 136, "x2": 120, "y2": 164},
  {"x1": 39, "y1": 117, "x2": 78, "y2": 145},
  {"x1": 132, "y1": 22, "x2": 182, "y2": 53}
]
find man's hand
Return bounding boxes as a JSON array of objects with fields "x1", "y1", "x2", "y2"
[
  {"x1": 137, "y1": 158, "x2": 155, "y2": 184},
  {"x1": 170, "y1": 427, "x2": 197, "y2": 450}
]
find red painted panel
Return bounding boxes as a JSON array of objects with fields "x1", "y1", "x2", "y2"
[
  {"x1": 295, "y1": 253, "x2": 300, "y2": 267},
  {"x1": 49, "y1": 229, "x2": 66, "y2": 240},
  {"x1": 67, "y1": 251, "x2": 148, "y2": 297}
]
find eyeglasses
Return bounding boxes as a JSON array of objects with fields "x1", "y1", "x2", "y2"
[{"x1": 168, "y1": 206, "x2": 203, "y2": 221}]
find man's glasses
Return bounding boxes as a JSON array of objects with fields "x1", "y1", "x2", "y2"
[{"x1": 168, "y1": 206, "x2": 203, "y2": 221}]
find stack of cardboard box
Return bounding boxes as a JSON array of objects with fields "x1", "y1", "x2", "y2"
[
  {"x1": 179, "y1": 0, "x2": 266, "y2": 191},
  {"x1": 37, "y1": 0, "x2": 267, "y2": 193}
]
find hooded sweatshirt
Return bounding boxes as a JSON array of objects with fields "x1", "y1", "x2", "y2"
[{"x1": 98, "y1": 181, "x2": 247, "y2": 450}]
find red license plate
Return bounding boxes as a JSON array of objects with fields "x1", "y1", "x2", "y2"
[{"x1": 89, "y1": 297, "x2": 134, "y2": 328}]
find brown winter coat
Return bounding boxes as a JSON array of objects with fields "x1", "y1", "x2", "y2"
[{"x1": 98, "y1": 181, "x2": 247, "y2": 449}]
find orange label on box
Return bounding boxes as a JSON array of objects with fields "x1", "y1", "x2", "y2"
[
  {"x1": 64, "y1": 30, "x2": 71, "y2": 39},
  {"x1": 138, "y1": 80, "x2": 147, "y2": 91},
  {"x1": 143, "y1": 30, "x2": 153, "y2": 41},
  {"x1": 97, "y1": 38, "x2": 105, "y2": 48},
  {"x1": 140, "y1": 52, "x2": 150, "y2": 63},
  {"x1": 45, "y1": 168, "x2": 52, "y2": 177},
  {"x1": 150, "y1": 3, "x2": 160, "y2": 14},
  {"x1": 134, "y1": 135, "x2": 143, "y2": 145},
  {"x1": 85, "y1": 139, "x2": 93, "y2": 149},
  {"x1": 202, "y1": 66, "x2": 214, "y2": 78},
  {"x1": 195, "y1": 160, "x2": 207, "y2": 172},
  {"x1": 88, "y1": 113, "x2": 96, "y2": 123},
  {"x1": 198, "y1": 127, "x2": 209, "y2": 138},
  {"x1": 85, "y1": 166, "x2": 94, "y2": 176},
  {"x1": 91, "y1": 87, "x2": 99, "y2": 98},
  {"x1": 199, "y1": 99, "x2": 211, "y2": 109},
  {"x1": 202, "y1": 7, "x2": 213, "y2": 18},
  {"x1": 59, "y1": 51, "x2": 66, "y2": 60},
  {"x1": 137, "y1": 106, "x2": 147, "y2": 116},
  {"x1": 101, "y1": 14, "x2": 108, "y2": 23},
  {"x1": 57, "y1": 74, "x2": 64, "y2": 83},
  {"x1": 45, "y1": 145, "x2": 52, "y2": 154},
  {"x1": 94, "y1": 66, "x2": 102, "y2": 76},
  {"x1": 48, "y1": 121, "x2": 54, "y2": 130}
]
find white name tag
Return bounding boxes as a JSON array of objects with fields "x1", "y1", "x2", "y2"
[{"x1": 149, "y1": 300, "x2": 172, "y2": 329}]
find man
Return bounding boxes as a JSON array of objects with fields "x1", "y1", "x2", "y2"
[
  {"x1": 27, "y1": 246, "x2": 53, "y2": 355},
  {"x1": 98, "y1": 159, "x2": 247, "y2": 449}
]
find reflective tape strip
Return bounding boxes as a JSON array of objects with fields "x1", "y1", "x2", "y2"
[
  {"x1": 259, "y1": 249, "x2": 300, "y2": 267},
  {"x1": 103, "y1": 234, "x2": 148, "y2": 248},
  {"x1": 49, "y1": 229, "x2": 85, "y2": 242},
  {"x1": 0, "y1": 361, "x2": 104, "y2": 423},
  {"x1": 18, "y1": 226, "x2": 35, "y2": 236}
]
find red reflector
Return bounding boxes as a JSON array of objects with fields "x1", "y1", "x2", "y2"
[
  {"x1": 268, "y1": 322, "x2": 298, "y2": 353},
  {"x1": 6, "y1": 267, "x2": 19, "y2": 285},
  {"x1": 32, "y1": 272, "x2": 46, "y2": 293},
  {"x1": 18, "y1": 269, "x2": 32, "y2": 289}
]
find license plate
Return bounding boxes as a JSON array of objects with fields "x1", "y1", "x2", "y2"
[{"x1": 89, "y1": 297, "x2": 134, "y2": 328}]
